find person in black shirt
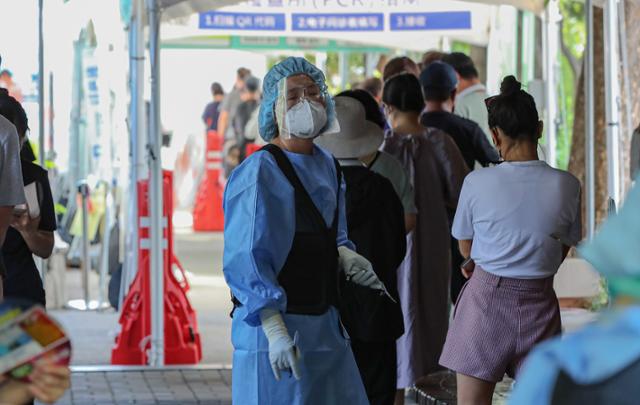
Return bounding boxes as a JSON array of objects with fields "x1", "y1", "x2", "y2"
[
  {"x1": 316, "y1": 95, "x2": 406, "y2": 405},
  {"x1": 418, "y1": 62, "x2": 500, "y2": 304},
  {"x1": 20, "y1": 139, "x2": 36, "y2": 162},
  {"x1": 232, "y1": 76, "x2": 260, "y2": 162},
  {"x1": 201, "y1": 82, "x2": 224, "y2": 132},
  {"x1": 0, "y1": 90, "x2": 55, "y2": 306},
  {"x1": 419, "y1": 61, "x2": 499, "y2": 170}
]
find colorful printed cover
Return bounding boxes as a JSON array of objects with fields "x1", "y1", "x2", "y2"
[{"x1": 0, "y1": 303, "x2": 71, "y2": 381}]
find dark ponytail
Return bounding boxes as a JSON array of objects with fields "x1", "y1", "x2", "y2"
[
  {"x1": 382, "y1": 73, "x2": 424, "y2": 114},
  {"x1": 487, "y1": 75, "x2": 539, "y2": 142}
]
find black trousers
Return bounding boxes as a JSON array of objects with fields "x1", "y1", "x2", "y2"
[
  {"x1": 351, "y1": 339, "x2": 397, "y2": 405},
  {"x1": 450, "y1": 236, "x2": 466, "y2": 304}
]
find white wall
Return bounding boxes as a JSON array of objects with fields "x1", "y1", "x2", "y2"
[{"x1": 160, "y1": 48, "x2": 267, "y2": 156}]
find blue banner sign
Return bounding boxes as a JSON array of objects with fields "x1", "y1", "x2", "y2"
[
  {"x1": 199, "y1": 11, "x2": 286, "y2": 31},
  {"x1": 292, "y1": 13, "x2": 384, "y2": 31},
  {"x1": 390, "y1": 11, "x2": 471, "y2": 31},
  {"x1": 86, "y1": 66, "x2": 99, "y2": 106},
  {"x1": 86, "y1": 66, "x2": 99, "y2": 79}
]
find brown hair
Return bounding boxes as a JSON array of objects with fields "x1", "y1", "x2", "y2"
[
  {"x1": 382, "y1": 57, "x2": 419, "y2": 82},
  {"x1": 358, "y1": 77, "x2": 383, "y2": 99},
  {"x1": 420, "y1": 50, "x2": 445, "y2": 69},
  {"x1": 237, "y1": 67, "x2": 251, "y2": 80}
]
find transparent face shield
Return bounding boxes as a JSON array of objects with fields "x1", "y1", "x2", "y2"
[{"x1": 274, "y1": 75, "x2": 340, "y2": 140}]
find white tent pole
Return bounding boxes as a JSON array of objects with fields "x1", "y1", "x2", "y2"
[
  {"x1": 522, "y1": 12, "x2": 535, "y2": 84},
  {"x1": 585, "y1": 0, "x2": 596, "y2": 238},
  {"x1": 618, "y1": 0, "x2": 632, "y2": 194},
  {"x1": 339, "y1": 51, "x2": 348, "y2": 91},
  {"x1": 316, "y1": 52, "x2": 327, "y2": 74},
  {"x1": 38, "y1": 0, "x2": 45, "y2": 168},
  {"x1": 36, "y1": 0, "x2": 47, "y2": 282},
  {"x1": 365, "y1": 52, "x2": 378, "y2": 77},
  {"x1": 48, "y1": 72, "x2": 54, "y2": 159},
  {"x1": 604, "y1": 0, "x2": 621, "y2": 205},
  {"x1": 121, "y1": 0, "x2": 146, "y2": 311},
  {"x1": 543, "y1": 0, "x2": 560, "y2": 167},
  {"x1": 146, "y1": 0, "x2": 164, "y2": 367}
]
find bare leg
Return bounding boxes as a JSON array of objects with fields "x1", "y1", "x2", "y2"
[
  {"x1": 456, "y1": 373, "x2": 495, "y2": 405},
  {"x1": 394, "y1": 389, "x2": 405, "y2": 405}
]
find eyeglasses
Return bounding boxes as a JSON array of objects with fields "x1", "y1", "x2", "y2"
[{"x1": 286, "y1": 84, "x2": 322, "y2": 104}]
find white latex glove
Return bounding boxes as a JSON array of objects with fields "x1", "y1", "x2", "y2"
[
  {"x1": 338, "y1": 246, "x2": 382, "y2": 288},
  {"x1": 260, "y1": 308, "x2": 301, "y2": 381}
]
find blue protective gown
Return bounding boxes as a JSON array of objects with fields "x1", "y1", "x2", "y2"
[
  {"x1": 223, "y1": 145, "x2": 368, "y2": 405},
  {"x1": 510, "y1": 307, "x2": 640, "y2": 405}
]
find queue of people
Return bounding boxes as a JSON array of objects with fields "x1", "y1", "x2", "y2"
[
  {"x1": 316, "y1": 94, "x2": 406, "y2": 405},
  {"x1": 223, "y1": 51, "x2": 583, "y2": 405},
  {"x1": 418, "y1": 61, "x2": 499, "y2": 305}
]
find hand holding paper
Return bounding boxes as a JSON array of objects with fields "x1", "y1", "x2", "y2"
[
  {"x1": 24, "y1": 182, "x2": 41, "y2": 219},
  {"x1": 10, "y1": 210, "x2": 40, "y2": 235}
]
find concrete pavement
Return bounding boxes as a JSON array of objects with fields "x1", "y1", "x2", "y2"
[
  {"x1": 41, "y1": 368, "x2": 232, "y2": 405},
  {"x1": 174, "y1": 230, "x2": 233, "y2": 366}
]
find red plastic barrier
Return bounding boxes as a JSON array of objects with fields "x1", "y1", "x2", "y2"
[
  {"x1": 192, "y1": 130, "x2": 225, "y2": 232},
  {"x1": 112, "y1": 171, "x2": 202, "y2": 365}
]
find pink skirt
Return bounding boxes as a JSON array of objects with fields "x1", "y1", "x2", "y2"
[{"x1": 439, "y1": 267, "x2": 561, "y2": 383}]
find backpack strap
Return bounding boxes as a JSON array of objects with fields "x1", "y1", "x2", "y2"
[{"x1": 331, "y1": 157, "x2": 342, "y2": 233}]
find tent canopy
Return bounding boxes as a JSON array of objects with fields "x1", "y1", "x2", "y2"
[
  {"x1": 122, "y1": 0, "x2": 240, "y2": 22},
  {"x1": 160, "y1": 0, "x2": 501, "y2": 51},
  {"x1": 157, "y1": 0, "x2": 547, "y2": 18},
  {"x1": 158, "y1": 0, "x2": 240, "y2": 20}
]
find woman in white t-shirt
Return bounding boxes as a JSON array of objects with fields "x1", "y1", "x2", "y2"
[{"x1": 439, "y1": 76, "x2": 582, "y2": 405}]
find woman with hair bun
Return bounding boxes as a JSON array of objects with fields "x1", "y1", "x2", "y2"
[
  {"x1": 381, "y1": 73, "x2": 468, "y2": 404},
  {"x1": 439, "y1": 76, "x2": 582, "y2": 404}
]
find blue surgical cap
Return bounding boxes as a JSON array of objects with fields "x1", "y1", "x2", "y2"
[{"x1": 258, "y1": 57, "x2": 335, "y2": 142}]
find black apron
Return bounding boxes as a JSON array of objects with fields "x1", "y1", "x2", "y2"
[{"x1": 232, "y1": 144, "x2": 341, "y2": 315}]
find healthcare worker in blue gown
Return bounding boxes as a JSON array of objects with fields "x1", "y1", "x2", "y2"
[{"x1": 223, "y1": 57, "x2": 382, "y2": 404}]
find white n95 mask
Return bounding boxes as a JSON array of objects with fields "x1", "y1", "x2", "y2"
[{"x1": 284, "y1": 99, "x2": 328, "y2": 139}]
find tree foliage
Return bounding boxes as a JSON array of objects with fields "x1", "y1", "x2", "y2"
[{"x1": 557, "y1": 0, "x2": 586, "y2": 169}]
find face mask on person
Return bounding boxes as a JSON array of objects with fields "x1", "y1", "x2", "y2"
[{"x1": 285, "y1": 99, "x2": 327, "y2": 139}]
